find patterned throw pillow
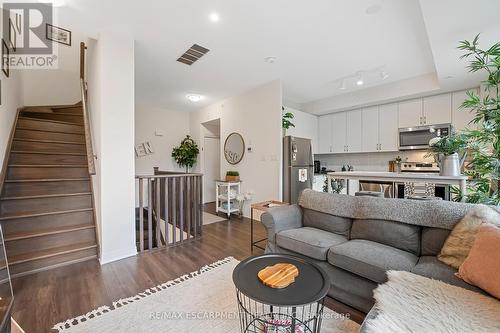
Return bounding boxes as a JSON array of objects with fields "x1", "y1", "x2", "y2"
[
  {"x1": 438, "y1": 205, "x2": 500, "y2": 269},
  {"x1": 457, "y1": 223, "x2": 500, "y2": 299}
]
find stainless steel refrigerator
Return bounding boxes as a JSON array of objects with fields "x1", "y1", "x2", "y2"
[{"x1": 283, "y1": 136, "x2": 314, "y2": 204}]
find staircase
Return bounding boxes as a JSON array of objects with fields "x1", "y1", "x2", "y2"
[{"x1": 0, "y1": 104, "x2": 98, "y2": 277}]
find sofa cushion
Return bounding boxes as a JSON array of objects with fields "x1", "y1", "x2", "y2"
[
  {"x1": 276, "y1": 227, "x2": 347, "y2": 261},
  {"x1": 328, "y1": 240, "x2": 419, "y2": 283},
  {"x1": 303, "y1": 208, "x2": 352, "y2": 237},
  {"x1": 351, "y1": 219, "x2": 421, "y2": 255},
  {"x1": 421, "y1": 227, "x2": 450, "y2": 256},
  {"x1": 411, "y1": 256, "x2": 483, "y2": 293}
]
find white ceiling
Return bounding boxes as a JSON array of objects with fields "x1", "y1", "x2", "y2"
[{"x1": 64, "y1": 0, "x2": 500, "y2": 113}]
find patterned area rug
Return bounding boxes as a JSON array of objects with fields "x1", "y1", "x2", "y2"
[{"x1": 53, "y1": 257, "x2": 359, "y2": 333}]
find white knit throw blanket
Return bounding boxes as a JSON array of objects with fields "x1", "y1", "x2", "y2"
[{"x1": 365, "y1": 271, "x2": 500, "y2": 333}]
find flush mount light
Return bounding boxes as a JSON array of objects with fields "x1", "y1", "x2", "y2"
[
  {"x1": 186, "y1": 94, "x2": 203, "y2": 102},
  {"x1": 209, "y1": 12, "x2": 220, "y2": 22},
  {"x1": 356, "y1": 77, "x2": 364, "y2": 86},
  {"x1": 264, "y1": 56, "x2": 278, "y2": 64}
]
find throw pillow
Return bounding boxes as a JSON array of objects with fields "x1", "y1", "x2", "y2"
[
  {"x1": 438, "y1": 205, "x2": 500, "y2": 268},
  {"x1": 457, "y1": 223, "x2": 500, "y2": 299}
]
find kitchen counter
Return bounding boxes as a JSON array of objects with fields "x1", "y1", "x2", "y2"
[{"x1": 327, "y1": 171, "x2": 468, "y2": 202}]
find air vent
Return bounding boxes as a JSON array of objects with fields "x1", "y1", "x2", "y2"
[{"x1": 177, "y1": 44, "x2": 210, "y2": 65}]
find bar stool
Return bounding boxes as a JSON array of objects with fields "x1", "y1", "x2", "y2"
[
  {"x1": 355, "y1": 191, "x2": 384, "y2": 198},
  {"x1": 404, "y1": 182, "x2": 442, "y2": 200}
]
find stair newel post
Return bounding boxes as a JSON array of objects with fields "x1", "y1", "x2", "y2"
[
  {"x1": 147, "y1": 178, "x2": 153, "y2": 250},
  {"x1": 155, "y1": 178, "x2": 161, "y2": 247},
  {"x1": 138, "y1": 177, "x2": 144, "y2": 252}
]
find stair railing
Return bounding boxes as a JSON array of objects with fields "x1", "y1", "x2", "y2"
[
  {"x1": 80, "y1": 42, "x2": 96, "y2": 175},
  {"x1": 135, "y1": 172, "x2": 203, "y2": 252}
]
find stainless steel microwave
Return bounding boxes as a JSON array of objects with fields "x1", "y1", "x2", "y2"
[{"x1": 398, "y1": 124, "x2": 452, "y2": 150}]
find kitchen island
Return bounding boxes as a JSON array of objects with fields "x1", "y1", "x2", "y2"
[{"x1": 327, "y1": 171, "x2": 468, "y2": 202}]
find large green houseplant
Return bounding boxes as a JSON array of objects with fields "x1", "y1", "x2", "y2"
[
  {"x1": 172, "y1": 135, "x2": 199, "y2": 173},
  {"x1": 455, "y1": 35, "x2": 500, "y2": 204}
]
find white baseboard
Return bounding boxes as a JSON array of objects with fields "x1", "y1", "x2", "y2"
[{"x1": 99, "y1": 246, "x2": 137, "y2": 265}]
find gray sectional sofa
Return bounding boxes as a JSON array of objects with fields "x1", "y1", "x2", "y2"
[{"x1": 261, "y1": 189, "x2": 493, "y2": 313}]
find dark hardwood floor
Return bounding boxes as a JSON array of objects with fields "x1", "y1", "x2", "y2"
[{"x1": 11, "y1": 203, "x2": 364, "y2": 332}]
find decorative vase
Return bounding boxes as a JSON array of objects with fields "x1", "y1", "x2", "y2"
[{"x1": 438, "y1": 153, "x2": 465, "y2": 177}]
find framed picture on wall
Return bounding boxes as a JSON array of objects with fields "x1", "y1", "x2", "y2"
[
  {"x1": 46, "y1": 24, "x2": 72, "y2": 46},
  {"x1": 1, "y1": 39, "x2": 9, "y2": 78}
]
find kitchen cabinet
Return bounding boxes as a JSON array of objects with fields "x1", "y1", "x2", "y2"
[
  {"x1": 362, "y1": 106, "x2": 379, "y2": 152},
  {"x1": 318, "y1": 114, "x2": 333, "y2": 153},
  {"x1": 332, "y1": 112, "x2": 347, "y2": 153},
  {"x1": 424, "y1": 93, "x2": 452, "y2": 125},
  {"x1": 362, "y1": 104, "x2": 398, "y2": 152},
  {"x1": 378, "y1": 103, "x2": 399, "y2": 151},
  {"x1": 452, "y1": 89, "x2": 478, "y2": 131},
  {"x1": 398, "y1": 99, "x2": 422, "y2": 128},
  {"x1": 346, "y1": 109, "x2": 362, "y2": 152}
]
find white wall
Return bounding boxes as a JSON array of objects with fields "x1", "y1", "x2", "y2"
[
  {"x1": 0, "y1": 69, "x2": 23, "y2": 169},
  {"x1": 86, "y1": 32, "x2": 136, "y2": 265},
  {"x1": 135, "y1": 107, "x2": 190, "y2": 175},
  {"x1": 190, "y1": 80, "x2": 282, "y2": 217},
  {"x1": 21, "y1": 11, "x2": 82, "y2": 106},
  {"x1": 283, "y1": 106, "x2": 319, "y2": 151}
]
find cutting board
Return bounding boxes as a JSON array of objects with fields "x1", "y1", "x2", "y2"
[{"x1": 258, "y1": 263, "x2": 299, "y2": 289}]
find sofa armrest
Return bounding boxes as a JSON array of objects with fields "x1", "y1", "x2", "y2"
[{"x1": 261, "y1": 204, "x2": 303, "y2": 252}]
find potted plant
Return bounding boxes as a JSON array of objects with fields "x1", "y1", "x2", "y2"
[
  {"x1": 171, "y1": 135, "x2": 199, "y2": 173},
  {"x1": 282, "y1": 107, "x2": 295, "y2": 136},
  {"x1": 427, "y1": 135, "x2": 467, "y2": 176},
  {"x1": 454, "y1": 35, "x2": 500, "y2": 204},
  {"x1": 226, "y1": 171, "x2": 240, "y2": 182}
]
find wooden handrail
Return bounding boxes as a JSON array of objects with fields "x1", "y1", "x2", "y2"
[{"x1": 80, "y1": 42, "x2": 96, "y2": 175}]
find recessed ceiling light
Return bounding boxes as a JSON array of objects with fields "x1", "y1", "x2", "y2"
[
  {"x1": 356, "y1": 78, "x2": 364, "y2": 86},
  {"x1": 186, "y1": 94, "x2": 203, "y2": 102},
  {"x1": 264, "y1": 56, "x2": 278, "y2": 64},
  {"x1": 209, "y1": 12, "x2": 220, "y2": 22},
  {"x1": 366, "y1": 4, "x2": 382, "y2": 15}
]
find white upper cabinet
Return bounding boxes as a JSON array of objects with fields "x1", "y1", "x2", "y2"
[
  {"x1": 318, "y1": 114, "x2": 333, "y2": 153},
  {"x1": 346, "y1": 110, "x2": 362, "y2": 153},
  {"x1": 452, "y1": 89, "x2": 478, "y2": 131},
  {"x1": 362, "y1": 106, "x2": 379, "y2": 152},
  {"x1": 378, "y1": 103, "x2": 399, "y2": 152},
  {"x1": 398, "y1": 99, "x2": 423, "y2": 128},
  {"x1": 332, "y1": 112, "x2": 347, "y2": 153},
  {"x1": 423, "y1": 93, "x2": 452, "y2": 125}
]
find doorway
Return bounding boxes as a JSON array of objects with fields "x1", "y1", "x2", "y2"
[{"x1": 202, "y1": 119, "x2": 220, "y2": 203}]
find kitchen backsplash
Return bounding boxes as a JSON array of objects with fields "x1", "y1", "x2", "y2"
[{"x1": 315, "y1": 151, "x2": 434, "y2": 172}]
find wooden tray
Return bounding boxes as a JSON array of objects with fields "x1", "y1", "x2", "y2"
[{"x1": 258, "y1": 263, "x2": 299, "y2": 289}]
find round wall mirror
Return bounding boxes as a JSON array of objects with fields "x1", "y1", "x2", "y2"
[{"x1": 224, "y1": 132, "x2": 245, "y2": 165}]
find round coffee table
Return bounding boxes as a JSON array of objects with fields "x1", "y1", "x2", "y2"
[{"x1": 233, "y1": 254, "x2": 329, "y2": 333}]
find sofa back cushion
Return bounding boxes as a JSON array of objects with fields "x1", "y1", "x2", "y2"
[
  {"x1": 303, "y1": 208, "x2": 352, "y2": 238},
  {"x1": 421, "y1": 227, "x2": 450, "y2": 256},
  {"x1": 351, "y1": 219, "x2": 421, "y2": 255}
]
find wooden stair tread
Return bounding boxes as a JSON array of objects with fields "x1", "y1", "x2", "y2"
[
  {"x1": 5, "y1": 224, "x2": 95, "y2": 241},
  {"x1": 21, "y1": 111, "x2": 83, "y2": 117},
  {"x1": 1, "y1": 192, "x2": 92, "y2": 201},
  {"x1": 5, "y1": 178, "x2": 89, "y2": 183},
  {"x1": 11, "y1": 151, "x2": 87, "y2": 156},
  {"x1": 0, "y1": 208, "x2": 93, "y2": 221},
  {"x1": 8, "y1": 242, "x2": 97, "y2": 265},
  {"x1": 13, "y1": 138, "x2": 85, "y2": 145},
  {"x1": 18, "y1": 116, "x2": 84, "y2": 126},
  {"x1": 16, "y1": 127, "x2": 85, "y2": 135},
  {"x1": 8, "y1": 164, "x2": 88, "y2": 168}
]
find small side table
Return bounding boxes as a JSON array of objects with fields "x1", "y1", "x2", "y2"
[
  {"x1": 216, "y1": 180, "x2": 241, "y2": 219},
  {"x1": 251, "y1": 200, "x2": 288, "y2": 252}
]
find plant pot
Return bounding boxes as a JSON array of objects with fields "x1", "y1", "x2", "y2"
[
  {"x1": 439, "y1": 153, "x2": 464, "y2": 177},
  {"x1": 226, "y1": 175, "x2": 240, "y2": 182}
]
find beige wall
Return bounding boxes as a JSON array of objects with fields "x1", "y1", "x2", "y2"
[{"x1": 190, "y1": 80, "x2": 283, "y2": 217}]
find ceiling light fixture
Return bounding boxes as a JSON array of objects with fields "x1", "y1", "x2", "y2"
[
  {"x1": 356, "y1": 76, "x2": 364, "y2": 86},
  {"x1": 380, "y1": 71, "x2": 389, "y2": 80},
  {"x1": 186, "y1": 94, "x2": 203, "y2": 102},
  {"x1": 264, "y1": 56, "x2": 278, "y2": 64},
  {"x1": 209, "y1": 12, "x2": 220, "y2": 22}
]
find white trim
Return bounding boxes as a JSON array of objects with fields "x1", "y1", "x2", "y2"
[{"x1": 99, "y1": 246, "x2": 137, "y2": 265}]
